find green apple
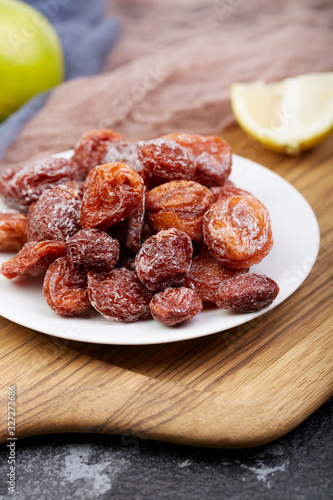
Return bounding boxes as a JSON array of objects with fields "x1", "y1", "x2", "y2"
[{"x1": 0, "y1": 0, "x2": 64, "y2": 121}]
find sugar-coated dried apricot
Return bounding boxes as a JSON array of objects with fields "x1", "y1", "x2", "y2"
[
  {"x1": 215, "y1": 273, "x2": 279, "y2": 312},
  {"x1": 185, "y1": 249, "x2": 248, "y2": 304},
  {"x1": 146, "y1": 180, "x2": 215, "y2": 241},
  {"x1": 0, "y1": 157, "x2": 78, "y2": 212},
  {"x1": 163, "y1": 133, "x2": 232, "y2": 187},
  {"x1": 33, "y1": 187, "x2": 81, "y2": 241},
  {"x1": 88, "y1": 268, "x2": 152, "y2": 322},
  {"x1": 80, "y1": 163, "x2": 144, "y2": 230},
  {"x1": 135, "y1": 228, "x2": 193, "y2": 291},
  {"x1": 72, "y1": 129, "x2": 124, "y2": 179},
  {"x1": 138, "y1": 138, "x2": 195, "y2": 180},
  {"x1": 0, "y1": 212, "x2": 27, "y2": 252},
  {"x1": 43, "y1": 257, "x2": 90, "y2": 316},
  {"x1": 150, "y1": 287, "x2": 203, "y2": 326},
  {"x1": 203, "y1": 194, "x2": 273, "y2": 268},
  {"x1": 66, "y1": 229, "x2": 119, "y2": 269},
  {"x1": 1, "y1": 241, "x2": 66, "y2": 279},
  {"x1": 103, "y1": 140, "x2": 144, "y2": 172}
]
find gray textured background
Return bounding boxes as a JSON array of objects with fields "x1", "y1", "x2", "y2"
[{"x1": 0, "y1": 397, "x2": 332, "y2": 499}]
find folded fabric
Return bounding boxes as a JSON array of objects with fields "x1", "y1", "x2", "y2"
[
  {"x1": 1, "y1": 0, "x2": 333, "y2": 170},
  {"x1": 0, "y1": 0, "x2": 119, "y2": 161}
]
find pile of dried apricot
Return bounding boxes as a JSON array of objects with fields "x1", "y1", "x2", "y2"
[{"x1": 0, "y1": 130, "x2": 279, "y2": 327}]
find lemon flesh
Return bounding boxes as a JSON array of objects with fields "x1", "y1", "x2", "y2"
[
  {"x1": 0, "y1": 0, "x2": 64, "y2": 121},
  {"x1": 231, "y1": 73, "x2": 333, "y2": 154}
]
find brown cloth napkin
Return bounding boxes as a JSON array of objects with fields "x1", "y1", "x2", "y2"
[{"x1": 1, "y1": 0, "x2": 332, "y2": 170}]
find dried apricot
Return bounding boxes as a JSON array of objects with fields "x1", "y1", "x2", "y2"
[
  {"x1": 135, "y1": 228, "x2": 193, "y2": 291},
  {"x1": 1, "y1": 241, "x2": 66, "y2": 279},
  {"x1": 150, "y1": 287, "x2": 203, "y2": 326},
  {"x1": 66, "y1": 229, "x2": 119, "y2": 269},
  {"x1": 138, "y1": 138, "x2": 195, "y2": 180},
  {"x1": 185, "y1": 249, "x2": 248, "y2": 304},
  {"x1": 215, "y1": 273, "x2": 279, "y2": 312},
  {"x1": 163, "y1": 133, "x2": 232, "y2": 186},
  {"x1": 80, "y1": 163, "x2": 144, "y2": 230},
  {"x1": 88, "y1": 268, "x2": 152, "y2": 322},
  {"x1": 0, "y1": 157, "x2": 78, "y2": 212},
  {"x1": 43, "y1": 257, "x2": 90, "y2": 316},
  {"x1": 203, "y1": 194, "x2": 273, "y2": 268},
  {"x1": 0, "y1": 212, "x2": 27, "y2": 252},
  {"x1": 72, "y1": 129, "x2": 124, "y2": 179},
  {"x1": 33, "y1": 186, "x2": 81, "y2": 241},
  {"x1": 146, "y1": 180, "x2": 214, "y2": 241}
]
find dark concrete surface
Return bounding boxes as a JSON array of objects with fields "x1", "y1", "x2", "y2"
[{"x1": 0, "y1": 398, "x2": 332, "y2": 500}]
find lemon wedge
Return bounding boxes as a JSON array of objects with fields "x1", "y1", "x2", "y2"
[{"x1": 230, "y1": 73, "x2": 333, "y2": 154}]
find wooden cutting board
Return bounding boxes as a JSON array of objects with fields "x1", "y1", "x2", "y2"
[{"x1": 0, "y1": 125, "x2": 332, "y2": 448}]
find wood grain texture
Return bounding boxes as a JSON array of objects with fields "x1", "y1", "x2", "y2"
[{"x1": 0, "y1": 125, "x2": 332, "y2": 448}]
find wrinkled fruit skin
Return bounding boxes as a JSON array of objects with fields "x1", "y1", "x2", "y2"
[
  {"x1": 1, "y1": 241, "x2": 66, "y2": 279},
  {"x1": 215, "y1": 273, "x2": 279, "y2": 312},
  {"x1": 138, "y1": 138, "x2": 196, "y2": 181},
  {"x1": 43, "y1": 257, "x2": 90, "y2": 316},
  {"x1": 0, "y1": 212, "x2": 27, "y2": 251},
  {"x1": 26, "y1": 203, "x2": 44, "y2": 242},
  {"x1": 72, "y1": 129, "x2": 124, "y2": 179},
  {"x1": 135, "y1": 228, "x2": 193, "y2": 291},
  {"x1": 88, "y1": 268, "x2": 152, "y2": 322},
  {"x1": 163, "y1": 133, "x2": 232, "y2": 187},
  {"x1": 103, "y1": 140, "x2": 144, "y2": 172},
  {"x1": 80, "y1": 163, "x2": 144, "y2": 230},
  {"x1": 0, "y1": 157, "x2": 78, "y2": 212},
  {"x1": 203, "y1": 194, "x2": 273, "y2": 268},
  {"x1": 210, "y1": 185, "x2": 250, "y2": 202},
  {"x1": 150, "y1": 287, "x2": 203, "y2": 326},
  {"x1": 124, "y1": 188, "x2": 146, "y2": 252},
  {"x1": 146, "y1": 180, "x2": 215, "y2": 241},
  {"x1": 66, "y1": 229, "x2": 119, "y2": 269},
  {"x1": 185, "y1": 249, "x2": 248, "y2": 304},
  {"x1": 33, "y1": 186, "x2": 81, "y2": 241}
]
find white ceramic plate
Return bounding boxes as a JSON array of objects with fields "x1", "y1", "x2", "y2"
[{"x1": 0, "y1": 153, "x2": 320, "y2": 345}]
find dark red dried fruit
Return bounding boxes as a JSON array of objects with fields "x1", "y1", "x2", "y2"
[
  {"x1": 163, "y1": 133, "x2": 232, "y2": 187},
  {"x1": 150, "y1": 287, "x2": 203, "y2": 326},
  {"x1": 43, "y1": 257, "x2": 90, "y2": 316},
  {"x1": 103, "y1": 140, "x2": 144, "y2": 172},
  {"x1": 215, "y1": 273, "x2": 279, "y2": 312},
  {"x1": 33, "y1": 187, "x2": 81, "y2": 241},
  {"x1": 0, "y1": 212, "x2": 27, "y2": 252},
  {"x1": 72, "y1": 129, "x2": 124, "y2": 179},
  {"x1": 203, "y1": 194, "x2": 273, "y2": 268},
  {"x1": 0, "y1": 157, "x2": 78, "y2": 212},
  {"x1": 135, "y1": 228, "x2": 193, "y2": 291},
  {"x1": 185, "y1": 249, "x2": 248, "y2": 304},
  {"x1": 138, "y1": 138, "x2": 195, "y2": 180},
  {"x1": 66, "y1": 229, "x2": 119, "y2": 268},
  {"x1": 88, "y1": 268, "x2": 152, "y2": 322},
  {"x1": 1, "y1": 241, "x2": 66, "y2": 279},
  {"x1": 146, "y1": 180, "x2": 215, "y2": 241},
  {"x1": 80, "y1": 163, "x2": 144, "y2": 230}
]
